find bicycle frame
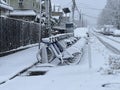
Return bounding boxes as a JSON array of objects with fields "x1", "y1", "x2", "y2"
[{"x1": 50, "y1": 43, "x2": 64, "y2": 63}]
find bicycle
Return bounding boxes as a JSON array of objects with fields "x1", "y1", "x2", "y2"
[{"x1": 37, "y1": 36, "x2": 82, "y2": 65}]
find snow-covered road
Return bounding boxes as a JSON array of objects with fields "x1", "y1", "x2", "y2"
[{"x1": 93, "y1": 32, "x2": 120, "y2": 54}]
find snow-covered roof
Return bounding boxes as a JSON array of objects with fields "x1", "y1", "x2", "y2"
[
  {"x1": 9, "y1": 10, "x2": 37, "y2": 16},
  {"x1": 53, "y1": 26, "x2": 66, "y2": 30},
  {"x1": 0, "y1": 0, "x2": 13, "y2": 11},
  {"x1": 52, "y1": 16, "x2": 60, "y2": 19}
]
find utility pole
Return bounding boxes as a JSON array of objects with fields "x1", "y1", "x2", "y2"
[
  {"x1": 72, "y1": 0, "x2": 76, "y2": 24},
  {"x1": 78, "y1": 10, "x2": 82, "y2": 27},
  {"x1": 45, "y1": 0, "x2": 52, "y2": 37},
  {"x1": 72, "y1": 0, "x2": 82, "y2": 27},
  {"x1": 39, "y1": 0, "x2": 42, "y2": 49},
  {"x1": 118, "y1": 0, "x2": 120, "y2": 29}
]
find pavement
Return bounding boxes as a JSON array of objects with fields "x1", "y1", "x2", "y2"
[{"x1": 0, "y1": 46, "x2": 38, "y2": 84}]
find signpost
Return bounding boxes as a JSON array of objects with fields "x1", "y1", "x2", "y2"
[{"x1": 88, "y1": 27, "x2": 92, "y2": 69}]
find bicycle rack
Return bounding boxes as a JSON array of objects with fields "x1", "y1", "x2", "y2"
[{"x1": 37, "y1": 33, "x2": 79, "y2": 64}]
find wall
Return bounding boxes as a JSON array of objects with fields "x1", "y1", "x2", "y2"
[{"x1": 0, "y1": 16, "x2": 40, "y2": 53}]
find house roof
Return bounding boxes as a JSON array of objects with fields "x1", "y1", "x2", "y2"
[
  {"x1": 53, "y1": 26, "x2": 66, "y2": 31},
  {"x1": 52, "y1": 16, "x2": 60, "y2": 19},
  {"x1": 0, "y1": 0, "x2": 13, "y2": 11},
  {"x1": 9, "y1": 10, "x2": 37, "y2": 16}
]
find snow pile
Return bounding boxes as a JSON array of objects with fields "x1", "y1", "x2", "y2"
[{"x1": 74, "y1": 27, "x2": 88, "y2": 37}]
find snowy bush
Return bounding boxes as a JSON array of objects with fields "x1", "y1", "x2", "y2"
[
  {"x1": 100, "y1": 55, "x2": 120, "y2": 75},
  {"x1": 104, "y1": 69, "x2": 114, "y2": 75},
  {"x1": 108, "y1": 55, "x2": 120, "y2": 70}
]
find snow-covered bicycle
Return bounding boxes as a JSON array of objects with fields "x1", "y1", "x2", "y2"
[{"x1": 37, "y1": 37, "x2": 82, "y2": 65}]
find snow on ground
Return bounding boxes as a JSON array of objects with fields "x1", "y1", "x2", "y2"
[
  {"x1": 107, "y1": 36, "x2": 120, "y2": 43},
  {"x1": 74, "y1": 27, "x2": 88, "y2": 37},
  {"x1": 1, "y1": 65, "x2": 120, "y2": 90},
  {"x1": 0, "y1": 47, "x2": 38, "y2": 83},
  {"x1": 1, "y1": 28, "x2": 120, "y2": 90}
]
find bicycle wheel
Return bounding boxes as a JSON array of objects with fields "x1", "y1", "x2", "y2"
[{"x1": 65, "y1": 52, "x2": 82, "y2": 65}]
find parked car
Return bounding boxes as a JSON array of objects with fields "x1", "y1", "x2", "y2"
[
  {"x1": 100, "y1": 25, "x2": 114, "y2": 35},
  {"x1": 112, "y1": 30, "x2": 120, "y2": 37}
]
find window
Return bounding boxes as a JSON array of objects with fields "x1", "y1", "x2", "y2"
[
  {"x1": 18, "y1": 0, "x2": 24, "y2": 7},
  {"x1": 3, "y1": 0, "x2": 7, "y2": 2},
  {"x1": 33, "y1": 2, "x2": 34, "y2": 7},
  {"x1": 18, "y1": 0, "x2": 23, "y2": 3}
]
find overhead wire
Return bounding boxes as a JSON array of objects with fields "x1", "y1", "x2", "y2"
[
  {"x1": 76, "y1": 2, "x2": 120, "y2": 12},
  {"x1": 82, "y1": 13, "x2": 98, "y2": 19},
  {"x1": 75, "y1": 1, "x2": 99, "y2": 19}
]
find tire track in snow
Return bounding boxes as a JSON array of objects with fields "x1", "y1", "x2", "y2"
[
  {"x1": 92, "y1": 33, "x2": 120, "y2": 55},
  {"x1": 96, "y1": 32, "x2": 120, "y2": 44}
]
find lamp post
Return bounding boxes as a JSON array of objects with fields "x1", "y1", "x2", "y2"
[{"x1": 88, "y1": 26, "x2": 92, "y2": 69}]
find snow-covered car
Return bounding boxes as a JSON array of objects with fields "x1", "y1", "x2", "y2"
[
  {"x1": 100, "y1": 26, "x2": 114, "y2": 35},
  {"x1": 112, "y1": 30, "x2": 120, "y2": 37}
]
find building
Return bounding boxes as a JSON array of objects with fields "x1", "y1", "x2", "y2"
[
  {"x1": 7, "y1": 0, "x2": 40, "y2": 21},
  {"x1": 7, "y1": 0, "x2": 52, "y2": 22},
  {"x1": 0, "y1": 0, "x2": 13, "y2": 16}
]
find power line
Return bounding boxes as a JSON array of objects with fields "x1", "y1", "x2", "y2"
[
  {"x1": 74, "y1": 2, "x2": 99, "y2": 19},
  {"x1": 62, "y1": 1, "x2": 72, "y2": 7},
  {"x1": 76, "y1": 2, "x2": 103, "y2": 11},
  {"x1": 78, "y1": 6, "x2": 103, "y2": 11},
  {"x1": 82, "y1": 13, "x2": 98, "y2": 19},
  {"x1": 76, "y1": 2, "x2": 120, "y2": 12}
]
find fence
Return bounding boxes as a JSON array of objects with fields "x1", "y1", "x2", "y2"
[{"x1": 0, "y1": 16, "x2": 40, "y2": 53}]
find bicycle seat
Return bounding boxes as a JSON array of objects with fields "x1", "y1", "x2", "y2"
[
  {"x1": 42, "y1": 38, "x2": 58, "y2": 45},
  {"x1": 42, "y1": 38, "x2": 52, "y2": 45}
]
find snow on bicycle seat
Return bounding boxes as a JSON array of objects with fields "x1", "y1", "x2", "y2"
[
  {"x1": 42, "y1": 38, "x2": 50, "y2": 42},
  {"x1": 42, "y1": 37, "x2": 58, "y2": 44},
  {"x1": 42, "y1": 38, "x2": 52, "y2": 45}
]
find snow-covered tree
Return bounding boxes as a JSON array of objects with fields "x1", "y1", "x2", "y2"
[{"x1": 98, "y1": 0, "x2": 120, "y2": 29}]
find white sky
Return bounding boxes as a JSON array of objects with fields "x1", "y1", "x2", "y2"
[{"x1": 51, "y1": 0, "x2": 107, "y2": 25}]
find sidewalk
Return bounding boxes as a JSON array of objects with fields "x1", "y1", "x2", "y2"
[{"x1": 0, "y1": 46, "x2": 38, "y2": 84}]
